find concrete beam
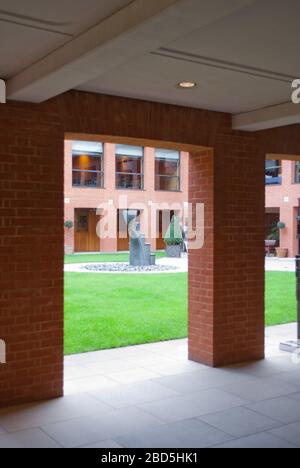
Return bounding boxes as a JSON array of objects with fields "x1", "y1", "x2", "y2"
[
  {"x1": 233, "y1": 102, "x2": 300, "y2": 131},
  {"x1": 6, "y1": 0, "x2": 181, "y2": 102},
  {"x1": 7, "y1": 0, "x2": 257, "y2": 103}
]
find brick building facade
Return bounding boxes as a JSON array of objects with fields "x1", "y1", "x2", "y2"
[
  {"x1": 64, "y1": 140, "x2": 189, "y2": 254},
  {"x1": 266, "y1": 159, "x2": 300, "y2": 258}
]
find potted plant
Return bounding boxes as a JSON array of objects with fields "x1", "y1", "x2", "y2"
[
  {"x1": 64, "y1": 220, "x2": 74, "y2": 230},
  {"x1": 164, "y1": 215, "x2": 183, "y2": 258},
  {"x1": 275, "y1": 222, "x2": 288, "y2": 258}
]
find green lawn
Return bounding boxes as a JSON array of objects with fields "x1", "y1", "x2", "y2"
[
  {"x1": 65, "y1": 272, "x2": 188, "y2": 355},
  {"x1": 65, "y1": 252, "x2": 165, "y2": 264},
  {"x1": 64, "y1": 270, "x2": 297, "y2": 355},
  {"x1": 265, "y1": 272, "x2": 296, "y2": 327}
]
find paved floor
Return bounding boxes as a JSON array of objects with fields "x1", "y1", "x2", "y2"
[{"x1": 0, "y1": 324, "x2": 300, "y2": 448}]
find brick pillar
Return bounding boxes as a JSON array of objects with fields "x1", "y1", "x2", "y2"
[
  {"x1": 189, "y1": 134, "x2": 265, "y2": 367},
  {"x1": 0, "y1": 102, "x2": 64, "y2": 407},
  {"x1": 144, "y1": 147, "x2": 155, "y2": 249},
  {"x1": 102, "y1": 143, "x2": 118, "y2": 252},
  {"x1": 64, "y1": 141, "x2": 74, "y2": 253},
  {"x1": 280, "y1": 204, "x2": 297, "y2": 258}
]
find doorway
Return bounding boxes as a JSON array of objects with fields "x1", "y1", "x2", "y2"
[
  {"x1": 156, "y1": 210, "x2": 175, "y2": 250},
  {"x1": 74, "y1": 208, "x2": 100, "y2": 252}
]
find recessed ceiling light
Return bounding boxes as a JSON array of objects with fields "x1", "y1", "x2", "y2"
[{"x1": 178, "y1": 81, "x2": 197, "y2": 89}]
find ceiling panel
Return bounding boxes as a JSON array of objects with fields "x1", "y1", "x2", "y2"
[
  {"x1": 78, "y1": 52, "x2": 291, "y2": 114},
  {"x1": 0, "y1": 0, "x2": 133, "y2": 34},
  {"x1": 2, "y1": 0, "x2": 297, "y2": 120},
  {"x1": 166, "y1": 0, "x2": 300, "y2": 77},
  {"x1": 0, "y1": 21, "x2": 68, "y2": 78},
  {"x1": 0, "y1": 0, "x2": 134, "y2": 78}
]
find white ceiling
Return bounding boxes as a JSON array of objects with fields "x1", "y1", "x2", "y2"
[
  {"x1": 0, "y1": 0, "x2": 133, "y2": 77},
  {"x1": 167, "y1": 0, "x2": 300, "y2": 78},
  {"x1": 79, "y1": 50, "x2": 290, "y2": 114},
  {"x1": 79, "y1": 0, "x2": 298, "y2": 115},
  {"x1": 2, "y1": 0, "x2": 300, "y2": 130}
]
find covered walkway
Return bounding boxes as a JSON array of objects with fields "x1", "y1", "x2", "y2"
[{"x1": 0, "y1": 324, "x2": 299, "y2": 448}]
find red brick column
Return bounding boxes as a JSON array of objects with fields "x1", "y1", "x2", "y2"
[
  {"x1": 0, "y1": 102, "x2": 64, "y2": 407},
  {"x1": 189, "y1": 133, "x2": 265, "y2": 367},
  {"x1": 64, "y1": 141, "x2": 74, "y2": 254}
]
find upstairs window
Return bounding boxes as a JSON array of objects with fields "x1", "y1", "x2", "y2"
[
  {"x1": 72, "y1": 141, "x2": 104, "y2": 188},
  {"x1": 155, "y1": 149, "x2": 180, "y2": 191},
  {"x1": 116, "y1": 145, "x2": 144, "y2": 190},
  {"x1": 295, "y1": 162, "x2": 300, "y2": 183},
  {"x1": 265, "y1": 160, "x2": 282, "y2": 185}
]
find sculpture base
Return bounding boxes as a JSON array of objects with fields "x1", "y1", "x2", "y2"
[{"x1": 279, "y1": 340, "x2": 300, "y2": 353}]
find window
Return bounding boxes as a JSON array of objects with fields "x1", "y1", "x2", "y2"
[
  {"x1": 116, "y1": 145, "x2": 144, "y2": 190},
  {"x1": 155, "y1": 149, "x2": 180, "y2": 191},
  {"x1": 72, "y1": 141, "x2": 104, "y2": 188},
  {"x1": 295, "y1": 162, "x2": 300, "y2": 183},
  {"x1": 265, "y1": 160, "x2": 282, "y2": 185}
]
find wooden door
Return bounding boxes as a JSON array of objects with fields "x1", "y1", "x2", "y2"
[
  {"x1": 87, "y1": 210, "x2": 100, "y2": 252},
  {"x1": 117, "y1": 209, "x2": 130, "y2": 251},
  {"x1": 156, "y1": 211, "x2": 165, "y2": 250},
  {"x1": 156, "y1": 210, "x2": 174, "y2": 250},
  {"x1": 74, "y1": 209, "x2": 100, "y2": 252}
]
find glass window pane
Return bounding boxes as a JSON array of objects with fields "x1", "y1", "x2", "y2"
[
  {"x1": 72, "y1": 143, "x2": 103, "y2": 188},
  {"x1": 76, "y1": 215, "x2": 88, "y2": 232},
  {"x1": 73, "y1": 155, "x2": 102, "y2": 172},
  {"x1": 116, "y1": 145, "x2": 143, "y2": 157},
  {"x1": 155, "y1": 159, "x2": 178, "y2": 177},
  {"x1": 116, "y1": 156, "x2": 142, "y2": 174},
  {"x1": 116, "y1": 174, "x2": 143, "y2": 190},
  {"x1": 155, "y1": 176, "x2": 180, "y2": 191},
  {"x1": 155, "y1": 149, "x2": 179, "y2": 160},
  {"x1": 296, "y1": 162, "x2": 300, "y2": 183},
  {"x1": 72, "y1": 171, "x2": 103, "y2": 188},
  {"x1": 72, "y1": 141, "x2": 103, "y2": 153},
  {"x1": 155, "y1": 150, "x2": 180, "y2": 191},
  {"x1": 265, "y1": 160, "x2": 281, "y2": 185}
]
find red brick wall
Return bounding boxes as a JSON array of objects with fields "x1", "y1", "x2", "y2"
[
  {"x1": 58, "y1": 91, "x2": 231, "y2": 148},
  {"x1": 0, "y1": 101, "x2": 64, "y2": 407}
]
